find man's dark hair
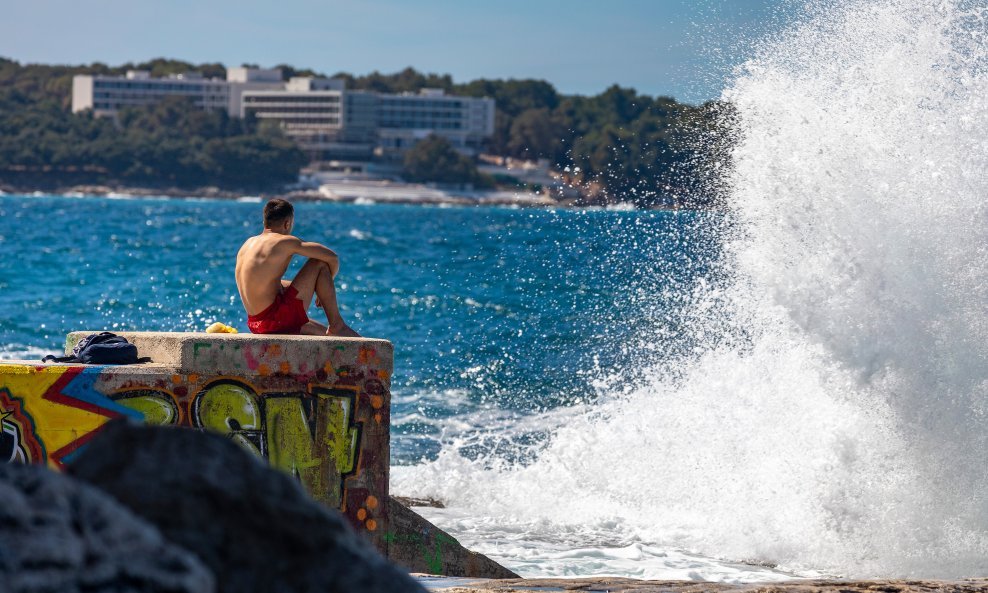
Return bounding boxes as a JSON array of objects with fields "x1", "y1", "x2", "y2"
[{"x1": 263, "y1": 199, "x2": 294, "y2": 228}]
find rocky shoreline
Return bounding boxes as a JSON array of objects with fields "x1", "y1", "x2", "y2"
[
  {"x1": 421, "y1": 576, "x2": 988, "y2": 592},
  {"x1": 0, "y1": 182, "x2": 566, "y2": 208}
]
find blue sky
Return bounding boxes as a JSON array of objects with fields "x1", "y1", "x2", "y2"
[{"x1": 3, "y1": 0, "x2": 789, "y2": 104}]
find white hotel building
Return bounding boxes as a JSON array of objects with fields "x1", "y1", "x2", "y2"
[{"x1": 72, "y1": 68, "x2": 495, "y2": 158}]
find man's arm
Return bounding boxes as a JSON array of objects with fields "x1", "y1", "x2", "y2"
[{"x1": 290, "y1": 238, "x2": 340, "y2": 277}]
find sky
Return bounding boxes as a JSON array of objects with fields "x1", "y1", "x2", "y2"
[{"x1": 2, "y1": 0, "x2": 792, "y2": 105}]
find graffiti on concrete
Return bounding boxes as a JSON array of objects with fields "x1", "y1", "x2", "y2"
[
  {"x1": 111, "y1": 379, "x2": 362, "y2": 508},
  {"x1": 384, "y1": 529, "x2": 458, "y2": 575},
  {"x1": 0, "y1": 364, "x2": 377, "y2": 513},
  {"x1": 0, "y1": 366, "x2": 141, "y2": 468},
  {"x1": 0, "y1": 389, "x2": 44, "y2": 463},
  {"x1": 0, "y1": 339, "x2": 390, "y2": 549}
]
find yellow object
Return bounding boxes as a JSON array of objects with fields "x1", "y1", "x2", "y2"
[{"x1": 205, "y1": 322, "x2": 238, "y2": 334}]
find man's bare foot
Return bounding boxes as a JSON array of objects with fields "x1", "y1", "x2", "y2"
[{"x1": 327, "y1": 321, "x2": 360, "y2": 337}]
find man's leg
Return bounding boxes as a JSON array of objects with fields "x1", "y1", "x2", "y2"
[
  {"x1": 290, "y1": 259, "x2": 360, "y2": 337},
  {"x1": 299, "y1": 320, "x2": 329, "y2": 336},
  {"x1": 286, "y1": 260, "x2": 323, "y2": 309},
  {"x1": 314, "y1": 269, "x2": 360, "y2": 337}
]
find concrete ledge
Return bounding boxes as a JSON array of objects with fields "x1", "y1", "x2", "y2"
[{"x1": 66, "y1": 331, "x2": 392, "y2": 374}]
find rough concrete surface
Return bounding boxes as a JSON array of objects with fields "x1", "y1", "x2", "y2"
[
  {"x1": 67, "y1": 421, "x2": 424, "y2": 593},
  {"x1": 389, "y1": 497, "x2": 519, "y2": 579},
  {"x1": 425, "y1": 577, "x2": 988, "y2": 593},
  {"x1": 65, "y1": 331, "x2": 392, "y2": 373},
  {"x1": 0, "y1": 462, "x2": 214, "y2": 593}
]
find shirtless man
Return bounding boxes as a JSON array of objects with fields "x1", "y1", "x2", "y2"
[{"x1": 235, "y1": 198, "x2": 359, "y2": 336}]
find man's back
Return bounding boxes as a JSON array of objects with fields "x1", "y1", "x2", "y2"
[
  {"x1": 235, "y1": 233, "x2": 295, "y2": 316},
  {"x1": 237, "y1": 198, "x2": 358, "y2": 337}
]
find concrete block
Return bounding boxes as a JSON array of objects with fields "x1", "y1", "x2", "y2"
[
  {"x1": 65, "y1": 331, "x2": 392, "y2": 374},
  {"x1": 387, "y1": 497, "x2": 519, "y2": 579},
  {"x1": 1, "y1": 332, "x2": 392, "y2": 553}
]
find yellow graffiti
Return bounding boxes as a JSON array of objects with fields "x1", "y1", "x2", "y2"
[
  {"x1": 266, "y1": 397, "x2": 327, "y2": 496},
  {"x1": 191, "y1": 380, "x2": 361, "y2": 507},
  {"x1": 114, "y1": 391, "x2": 178, "y2": 426},
  {"x1": 192, "y1": 381, "x2": 263, "y2": 456},
  {"x1": 0, "y1": 366, "x2": 109, "y2": 469},
  {"x1": 265, "y1": 389, "x2": 360, "y2": 508},
  {"x1": 317, "y1": 388, "x2": 359, "y2": 479}
]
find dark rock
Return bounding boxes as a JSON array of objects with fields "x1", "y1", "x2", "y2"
[
  {"x1": 0, "y1": 462, "x2": 214, "y2": 593},
  {"x1": 392, "y1": 495, "x2": 446, "y2": 509},
  {"x1": 388, "y1": 497, "x2": 519, "y2": 579},
  {"x1": 67, "y1": 420, "x2": 424, "y2": 593}
]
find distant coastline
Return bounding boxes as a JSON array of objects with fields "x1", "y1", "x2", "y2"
[
  {"x1": 0, "y1": 57, "x2": 723, "y2": 211},
  {"x1": 0, "y1": 182, "x2": 594, "y2": 209}
]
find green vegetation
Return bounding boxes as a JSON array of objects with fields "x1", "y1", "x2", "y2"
[
  {"x1": 402, "y1": 135, "x2": 494, "y2": 188},
  {"x1": 0, "y1": 58, "x2": 305, "y2": 191},
  {"x1": 338, "y1": 67, "x2": 726, "y2": 207},
  {"x1": 0, "y1": 58, "x2": 727, "y2": 206}
]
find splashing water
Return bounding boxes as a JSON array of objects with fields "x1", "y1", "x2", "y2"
[{"x1": 393, "y1": 0, "x2": 988, "y2": 579}]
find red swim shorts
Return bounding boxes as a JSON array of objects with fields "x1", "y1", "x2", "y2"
[{"x1": 247, "y1": 286, "x2": 309, "y2": 334}]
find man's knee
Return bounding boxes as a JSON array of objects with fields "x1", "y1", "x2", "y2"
[{"x1": 304, "y1": 258, "x2": 330, "y2": 272}]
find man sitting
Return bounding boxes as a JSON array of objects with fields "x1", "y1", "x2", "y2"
[{"x1": 235, "y1": 199, "x2": 359, "y2": 336}]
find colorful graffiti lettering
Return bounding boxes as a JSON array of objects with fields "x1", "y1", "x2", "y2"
[
  {"x1": 0, "y1": 367, "x2": 365, "y2": 509},
  {"x1": 0, "y1": 341, "x2": 389, "y2": 546},
  {"x1": 114, "y1": 379, "x2": 362, "y2": 508},
  {"x1": 0, "y1": 366, "x2": 137, "y2": 467}
]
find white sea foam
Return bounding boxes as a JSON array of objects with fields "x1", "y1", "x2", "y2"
[
  {"x1": 393, "y1": 0, "x2": 988, "y2": 580},
  {"x1": 0, "y1": 345, "x2": 52, "y2": 361}
]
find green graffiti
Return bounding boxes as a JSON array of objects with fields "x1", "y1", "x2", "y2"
[
  {"x1": 113, "y1": 390, "x2": 178, "y2": 426},
  {"x1": 192, "y1": 381, "x2": 263, "y2": 456},
  {"x1": 314, "y1": 388, "x2": 359, "y2": 477},
  {"x1": 383, "y1": 530, "x2": 456, "y2": 574},
  {"x1": 187, "y1": 381, "x2": 361, "y2": 508},
  {"x1": 425, "y1": 543, "x2": 443, "y2": 575},
  {"x1": 192, "y1": 342, "x2": 213, "y2": 358},
  {"x1": 114, "y1": 380, "x2": 363, "y2": 510},
  {"x1": 265, "y1": 396, "x2": 325, "y2": 493},
  {"x1": 426, "y1": 533, "x2": 456, "y2": 574},
  {"x1": 266, "y1": 388, "x2": 360, "y2": 508}
]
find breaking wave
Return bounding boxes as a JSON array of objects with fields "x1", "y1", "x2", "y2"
[{"x1": 393, "y1": 0, "x2": 988, "y2": 579}]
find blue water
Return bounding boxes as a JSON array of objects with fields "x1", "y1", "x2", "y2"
[{"x1": 0, "y1": 194, "x2": 716, "y2": 464}]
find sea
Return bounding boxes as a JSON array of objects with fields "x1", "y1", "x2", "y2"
[{"x1": 2, "y1": 0, "x2": 987, "y2": 583}]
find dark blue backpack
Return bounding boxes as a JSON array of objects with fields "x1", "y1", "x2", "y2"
[{"x1": 43, "y1": 332, "x2": 143, "y2": 365}]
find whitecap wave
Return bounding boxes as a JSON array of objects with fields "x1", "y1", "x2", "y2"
[{"x1": 393, "y1": 0, "x2": 988, "y2": 579}]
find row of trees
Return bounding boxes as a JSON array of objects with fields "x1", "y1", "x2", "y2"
[
  {"x1": 0, "y1": 58, "x2": 728, "y2": 206},
  {"x1": 401, "y1": 135, "x2": 494, "y2": 188}
]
